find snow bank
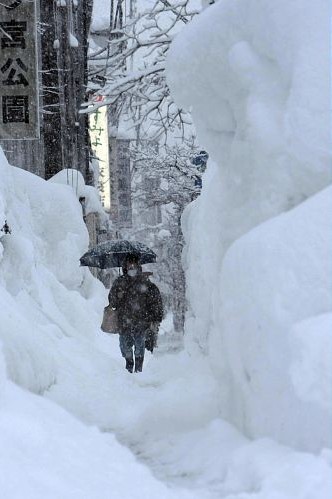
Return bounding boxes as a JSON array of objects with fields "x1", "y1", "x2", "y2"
[
  {"x1": 216, "y1": 187, "x2": 331, "y2": 450},
  {"x1": 0, "y1": 150, "x2": 200, "y2": 498},
  {"x1": 0, "y1": 150, "x2": 106, "y2": 394},
  {"x1": 182, "y1": 180, "x2": 331, "y2": 451},
  {"x1": 1, "y1": 132, "x2": 328, "y2": 495},
  {"x1": 181, "y1": 161, "x2": 225, "y2": 354},
  {"x1": 290, "y1": 313, "x2": 332, "y2": 411},
  {"x1": 167, "y1": 0, "x2": 330, "y2": 246},
  {"x1": 167, "y1": 0, "x2": 331, "y2": 451},
  {"x1": 48, "y1": 168, "x2": 105, "y2": 217}
]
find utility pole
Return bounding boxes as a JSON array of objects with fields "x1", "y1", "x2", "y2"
[
  {"x1": 75, "y1": 0, "x2": 94, "y2": 183},
  {"x1": 55, "y1": 0, "x2": 78, "y2": 170},
  {"x1": 42, "y1": 0, "x2": 93, "y2": 181},
  {"x1": 40, "y1": 0, "x2": 62, "y2": 179}
]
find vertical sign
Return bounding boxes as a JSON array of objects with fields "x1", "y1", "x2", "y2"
[
  {"x1": 0, "y1": 0, "x2": 39, "y2": 139},
  {"x1": 117, "y1": 139, "x2": 132, "y2": 228},
  {"x1": 89, "y1": 97, "x2": 110, "y2": 210}
]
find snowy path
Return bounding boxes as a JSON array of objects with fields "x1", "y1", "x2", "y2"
[{"x1": 47, "y1": 331, "x2": 331, "y2": 499}]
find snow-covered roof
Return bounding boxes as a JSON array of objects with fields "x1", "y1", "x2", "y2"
[{"x1": 48, "y1": 169, "x2": 106, "y2": 218}]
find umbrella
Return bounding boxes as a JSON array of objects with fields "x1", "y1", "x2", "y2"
[{"x1": 80, "y1": 240, "x2": 157, "y2": 269}]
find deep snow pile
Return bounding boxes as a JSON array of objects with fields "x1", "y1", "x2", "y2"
[
  {"x1": 0, "y1": 147, "x2": 330, "y2": 498},
  {"x1": 166, "y1": 0, "x2": 331, "y2": 451},
  {"x1": 0, "y1": 151, "x2": 105, "y2": 394},
  {"x1": 0, "y1": 149, "x2": 201, "y2": 499},
  {"x1": 215, "y1": 187, "x2": 331, "y2": 450}
]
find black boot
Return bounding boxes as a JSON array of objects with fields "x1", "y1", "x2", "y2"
[
  {"x1": 134, "y1": 356, "x2": 144, "y2": 373},
  {"x1": 125, "y1": 358, "x2": 134, "y2": 373}
]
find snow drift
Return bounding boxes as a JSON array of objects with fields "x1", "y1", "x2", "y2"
[
  {"x1": 167, "y1": 0, "x2": 330, "y2": 247},
  {"x1": 0, "y1": 150, "x2": 199, "y2": 499},
  {"x1": 0, "y1": 148, "x2": 330, "y2": 497},
  {"x1": 215, "y1": 187, "x2": 331, "y2": 451},
  {"x1": 0, "y1": 151, "x2": 105, "y2": 394},
  {"x1": 167, "y1": 0, "x2": 331, "y2": 451}
]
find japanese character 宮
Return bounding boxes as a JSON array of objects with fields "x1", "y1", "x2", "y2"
[
  {"x1": 2, "y1": 95, "x2": 29, "y2": 123},
  {"x1": 0, "y1": 20, "x2": 27, "y2": 49}
]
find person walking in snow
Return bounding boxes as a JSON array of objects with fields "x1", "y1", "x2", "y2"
[{"x1": 108, "y1": 254, "x2": 163, "y2": 373}]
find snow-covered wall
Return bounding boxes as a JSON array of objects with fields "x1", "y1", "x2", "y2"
[{"x1": 167, "y1": 0, "x2": 331, "y2": 451}]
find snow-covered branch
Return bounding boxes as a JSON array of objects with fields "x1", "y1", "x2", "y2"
[{"x1": 88, "y1": 0, "x2": 199, "y2": 137}]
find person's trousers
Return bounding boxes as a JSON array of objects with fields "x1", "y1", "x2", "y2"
[{"x1": 119, "y1": 330, "x2": 146, "y2": 359}]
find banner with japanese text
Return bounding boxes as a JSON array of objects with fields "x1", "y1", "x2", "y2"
[
  {"x1": 0, "y1": 0, "x2": 39, "y2": 139},
  {"x1": 89, "y1": 97, "x2": 110, "y2": 210}
]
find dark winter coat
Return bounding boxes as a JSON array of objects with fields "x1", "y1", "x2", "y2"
[{"x1": 108, "y1": 274, "x2": 163, "y2": 334}]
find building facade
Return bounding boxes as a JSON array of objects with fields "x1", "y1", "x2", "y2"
[{"x1": 0, "y1": 0, "x2": 93, "y2": 183}]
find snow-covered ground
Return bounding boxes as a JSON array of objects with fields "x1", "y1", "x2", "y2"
[
  {"x1": 51, "y1": 336, "x2": 330, "y2": 499},
  {"x1": 0, "y1": 374, "x2": 200, "y2": 499},
  {"x1": 0, "y1": 143, "x2": 330, "y2": 498},
  {"x1": 0, "y1": 0, "x2": 330, "y2": 496},
  {"x1": 0, "y1": 149, "x2": 198, "y2": 499}
]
